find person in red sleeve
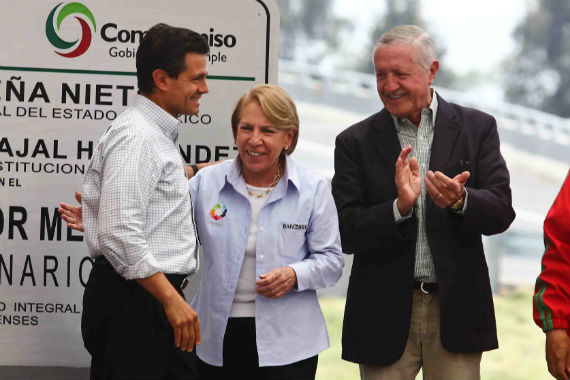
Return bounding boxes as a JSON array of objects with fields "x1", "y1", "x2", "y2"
[{"x1": 534, "y1": 170, "x2": 570, "y2": 380}]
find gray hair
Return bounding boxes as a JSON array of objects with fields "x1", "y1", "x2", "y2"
[{"x1": 373, "y1": 25, "x2": 437, "y2": 71}]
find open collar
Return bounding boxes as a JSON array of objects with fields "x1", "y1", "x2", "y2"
[{"x1": 224, "y1": 155, "x2": 300, "y2": 201}]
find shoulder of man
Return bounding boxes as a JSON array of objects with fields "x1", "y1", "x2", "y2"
[
  {"x1": 107, "y1": 107, "x2": 166, "y2": 142},
  {"x1": 438, "y1": 95, "x2": 495, "y2": 127},
  {"x1": 97, "y1": 108, "x2": 170, "y2": 165},
  {"x1": 336, "y1": 109, "x2": 388, "y2": 141}
]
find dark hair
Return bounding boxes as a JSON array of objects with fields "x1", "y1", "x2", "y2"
[{"x1": 136, "y1": 23, "x2": 209, "y2": 94}]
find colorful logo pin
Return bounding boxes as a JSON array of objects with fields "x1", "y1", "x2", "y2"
[{"x1": 210, "y1": 203, "x2": 227, "y2": 221}]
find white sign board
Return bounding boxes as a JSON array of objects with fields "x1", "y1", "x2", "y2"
[{"x1": 0, "y1": 0, "x2": 279, "y2": 366}]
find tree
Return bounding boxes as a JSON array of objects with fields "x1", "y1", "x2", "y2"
[
  {"x1": 503, "y1": 0, "x2": 570, "y2": 117},
  {"x1": 352, "y1": 0, "x2": 457, "y2": 88},
  {"x1": 276, "y1": 0, "x2": 351, "y2": 63}
]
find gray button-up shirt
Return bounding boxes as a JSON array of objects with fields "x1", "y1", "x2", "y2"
[{"x1": 83, "y1": 95, "x2": 198, "y2": 280}]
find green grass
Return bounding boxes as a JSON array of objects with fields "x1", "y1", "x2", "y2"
[
  {"x1": 316, "y1": 287, "x2": 551, "y2": 380},
  {"x1": 316, "y1": 297, "x2": 360, "y2": 379}
]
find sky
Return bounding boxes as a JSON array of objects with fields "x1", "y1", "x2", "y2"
[{"x1": 333, "y1": 0, "x2": 529, "y2": 76}]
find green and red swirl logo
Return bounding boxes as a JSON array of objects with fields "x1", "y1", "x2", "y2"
[{"x1": 45, "y1": 2, "x2": 96, "y2": 58}]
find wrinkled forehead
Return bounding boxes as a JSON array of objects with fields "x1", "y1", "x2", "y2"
[{"x1": 374, "y1": 43, "x2": 423, "y2": 69}]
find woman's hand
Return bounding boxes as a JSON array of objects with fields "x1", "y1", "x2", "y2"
[
  {"x1": 58, "y1": 191, "x2": 84, "y2": 232},
  {"x1": 255, "y1": 266, "x2": 297, "y2": 298}
]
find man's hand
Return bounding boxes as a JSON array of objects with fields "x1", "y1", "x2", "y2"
[
  {"x1": 184, "y1": 160, "x2": 223, "y2": 178},
  {"x1": 136, "y1": 273, "x2": 200, "y2": 352},
  {"x1": 424, "y1": 170, "x2": 470, "y2": 209},
  {"x1": 58, "y1": 191, "x2": 84, "y2": 232},
  {"x1": 546, "y1": 329, "x2": 570, "y2": 380},
  {"x1": 395, "y1": 145, "x2": 421, "y2": 215},
  {"x1": 255, "y1": 266, "x2": 297, "y2": 298},
  {"x1": 161, "y1": 292, "x2": 201, "y2": 352}
]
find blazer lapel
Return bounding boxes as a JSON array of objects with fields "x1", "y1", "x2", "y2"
[
  {"x1": 429, "y1": 95, "x2": 461, "y2": 172},
  {"x1": 372, "y1": 109, "x2": 401, "y2": 178}
]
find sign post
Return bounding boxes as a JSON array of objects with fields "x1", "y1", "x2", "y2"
[{"x1": 0, "y1": 0, "x2": 279, "y2": 366}]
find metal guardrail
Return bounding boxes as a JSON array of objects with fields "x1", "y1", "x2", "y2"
[{"x1": 279, "y1": 60, "x2": 570, "y2": 161}]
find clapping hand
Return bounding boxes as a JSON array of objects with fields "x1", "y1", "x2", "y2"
[
  {"x1": 395, "y1": 145, "x2": 421, "y2": 215},
  {"x1": 424, "y1": 170, "x2": 469, "y2": 209}
]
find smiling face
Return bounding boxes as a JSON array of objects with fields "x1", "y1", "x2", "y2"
[
  {"x1": 236, "y1": 101, "x2": 295, "y2": 186},
  {"x1": 373, "y1": 43, "x2": 438, "y2": 126},
  {"x1": 162, "y1": 53, "x2": 209, "y2": 117}
]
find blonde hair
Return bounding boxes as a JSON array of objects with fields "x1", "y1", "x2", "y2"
[{"x1": 231, "y1": 84, "x2": 299, "y2": 155}]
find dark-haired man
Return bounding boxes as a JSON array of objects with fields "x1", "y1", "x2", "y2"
[
  {"x1": 80, "y1": 23, "x2": 208, "y2": 379},
  {"x1": 332, "y1": 25, "x2": 515, "y2": 379}
]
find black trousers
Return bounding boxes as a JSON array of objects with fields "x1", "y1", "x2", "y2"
[
  {"x1": 82, "y1": 256, "x2": 196, "y2": 379},
  {"x1": 196, "y1": 317, "x2": 318, "y2": 380}
]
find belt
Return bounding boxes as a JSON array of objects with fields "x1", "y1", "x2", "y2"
[
  {"x1": 413, "y1": 281, "x2": 438, "y2": 294},
  {"x1": 94, "y1": 255, "x2": 189, "y2": 290},
  {"x1": 166, "y1": 273, "x2": 189, "y2": 290}
]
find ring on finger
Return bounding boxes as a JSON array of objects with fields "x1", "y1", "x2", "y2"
[
  {"x1": 437, "y1": 193, "x2": 443, "y2": 200},
  {"x1": 72, "y1": 218, "x2": 77, "y2": 224}
]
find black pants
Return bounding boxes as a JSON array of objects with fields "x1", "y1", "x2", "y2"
[
  {"x1": 82, "y1": 256, "x2": 196, "y2": 379},
  {"x1": 197, "y1": 317, "x2": 318, "y2": 380}
]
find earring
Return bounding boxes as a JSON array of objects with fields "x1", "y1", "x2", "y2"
[{"x1": 284, "y1": 145, "x2": 289, "y2": 150}]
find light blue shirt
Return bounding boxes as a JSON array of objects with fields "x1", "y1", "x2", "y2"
[{"x1": 189, "y1": 156, "x2": 344, "y2": 367}]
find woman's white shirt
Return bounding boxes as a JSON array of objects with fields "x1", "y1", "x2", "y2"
[{"x1": 229, "y1": 185, "x2": 268, "y2": 317}]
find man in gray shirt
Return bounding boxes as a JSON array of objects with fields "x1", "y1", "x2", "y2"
[{"x1": 80, "y1": 24, "x2": 208, "y2": 379}]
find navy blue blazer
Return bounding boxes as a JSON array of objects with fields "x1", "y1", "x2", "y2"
[{"x1": 332, "y1": 94, "x2": 516, "y2": 366}]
